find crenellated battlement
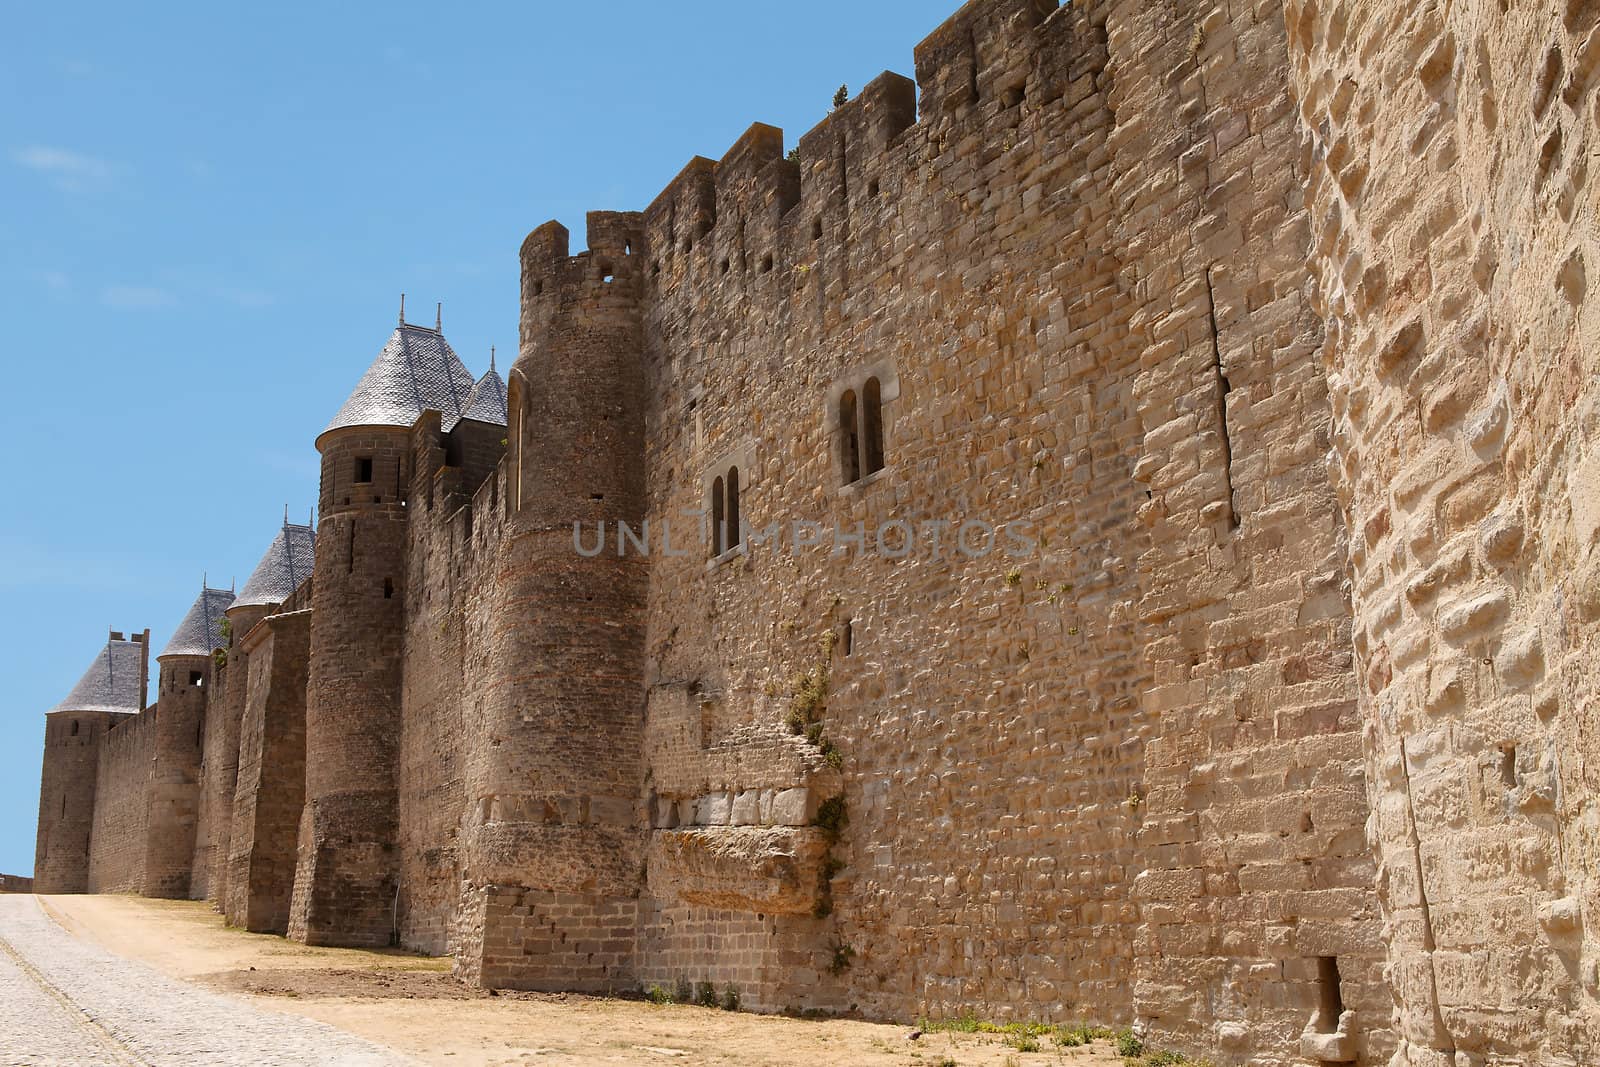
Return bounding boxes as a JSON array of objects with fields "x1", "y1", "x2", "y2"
[
  {"x1": 525, "y1": 0, "x2": 1085, "y2": 299},
  {"x1": 518, "y1": 212, "x2": 646, "y2": 313}
]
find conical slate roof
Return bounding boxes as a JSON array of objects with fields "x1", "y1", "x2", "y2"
[
  {"x1": 158, "y1": 587, "x2": 235, "y2": 659},
  {"x1": 320, "y1": 323, "x2": 475, "y2": 442},
  {"x1": 234, "y1": 523, "x2": 315, "y2": 610},
  {"x1": 51, "y1": 637, "x2": 145, "y2": 713},
  {"x1": 452, "y1": 361, "x2": 507, "y2": 428}
]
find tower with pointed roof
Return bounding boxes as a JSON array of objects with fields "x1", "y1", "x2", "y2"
[
  {"x1": 291, "y1": 309, "x2": 475, "y2": 947},
  {"x1": 198, "y1": 518, "x2": 314, "y2": 905},
  {"x1": 34, "y1": 628, "x2": 150, "y2": 893},
  {"x1": 145, "y1": 585, "x2": 234, "y2": 898}
]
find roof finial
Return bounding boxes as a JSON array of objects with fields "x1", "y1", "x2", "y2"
[
  {"x1": 399, "y1": 292, "x2": 406, "y2": 326},
  {"x1": 284, "y1": 503, "x2": 290, "y2": 526},
  {"x1": 490, "y1": 345, "x2": 496, "y2": 372},
  {"x1": 436, "y1": 302, "x2": 442, "y2": 331},
  {"x1": 203, "y1": 570, "x2": 208, "y2": 590}
]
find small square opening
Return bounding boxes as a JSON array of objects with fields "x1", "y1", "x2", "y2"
[
  {"x1": 189, "y1": 671, "x2": 203, "y2": 687},
  {"x1": 355, "y1": 457, "x2": 373, "y2": 483}
]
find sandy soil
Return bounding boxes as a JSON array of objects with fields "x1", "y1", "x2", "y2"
[{"x1": 38, "y1": 895, "x2": 1126, "y2": 1067}]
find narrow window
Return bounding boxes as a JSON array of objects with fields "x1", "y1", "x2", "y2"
[
  {"x1": 1316, "y1": 957, "x2": 1344, "y2": 1033},
  {"x1": 1500, "y1": 745, "x2": 1517, "y2": 787},
  {"x1": 711, "y1": 476, "x2": 725, "y2": 556},
  {"x1": 840, "y1": 390, "x2": 861, "y2": 485},
  {"x1": 761, "y1": 253, "x2": 774, "y2": 273},
  {"x1": 189, "y1": 671, "x2": 203, "y2": 687},
  {"x1": 812, "y1": 218, "x2": 823, "y2": 241},
  {"x1": 726, "y1": 467, "x2": 741, "y2": 549},
  {"x1": 355, "y1": 456, "x2": 373, "y2": 483},
  {"x1": 71, "y1": 720, "x2": 79, "y2": 737},
  {"x1": 384, "y1": 577, "x2": 395, "y2": 599},
  {"x1": 842, "y1": 619, "x2": 853, "y2": 656},
  {"x1": 863, "y1": 377, "x2": 885, "y2": 475}
]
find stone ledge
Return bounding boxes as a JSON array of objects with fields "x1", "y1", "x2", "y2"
[{"x1": 647, "y1": 825, "x2": 828, "y2": 915}]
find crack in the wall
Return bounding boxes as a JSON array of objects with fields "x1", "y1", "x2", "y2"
[
  {"x1": 1397, "y1": 736, "x2": 1457, "y2": 1057},
  {"x1": 1203, "y1": 268, "x2": 1239, "y2": 530}
]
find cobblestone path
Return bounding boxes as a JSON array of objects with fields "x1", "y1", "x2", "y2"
[{"x1": 0, "y1": 895, "x2": 413, "y2": 1066}]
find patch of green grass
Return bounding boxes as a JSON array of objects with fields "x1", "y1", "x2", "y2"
[
  {"x1": 1116, "y1": 1028, "x2": 1145, "y2": 1058},
  {"x1": 644, "y1": 983, "x2": 673, "y2": 1004},
  {"x1": 1054, "y1": 1023, "x2": 1114, "y2": 1047}
]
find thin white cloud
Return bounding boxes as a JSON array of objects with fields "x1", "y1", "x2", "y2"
[
  {"x1": 14, "y1": 145, "x2": 114, "y2": 191},
  {"x1": 35, "y1": 270, "x2": 70, "y2": 294},
  {"x1": 102, "y1": 285, "x2": 175, "y2": 309},
  {"x1": 0, "y1": 538, "x2": 139, "y2": 591}
]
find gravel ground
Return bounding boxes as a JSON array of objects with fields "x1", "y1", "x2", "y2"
[{"x1": 0, "y1": 895, "x2": 413, "y2": 1067}]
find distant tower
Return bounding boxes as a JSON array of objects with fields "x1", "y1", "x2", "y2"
[
  {"x1": 457, "y1": 214, "x2": 649, "y2": 990},
  {"x1": 147, "y1": 585, "x2": 233, "y2": 898},
  {"x1": 290, "y1": 311, "x2": 475, "y2": 946},
  {"x1": 201, "y1": 518, "x2": 314, "y2": 906},
  {"x1": 34, "y1": 629, "x2": 149, "y2": 893}
]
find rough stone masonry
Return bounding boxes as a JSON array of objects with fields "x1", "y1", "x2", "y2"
[{"x1": 30, "y1": 1, "x2": 1600, "y2": 1064}]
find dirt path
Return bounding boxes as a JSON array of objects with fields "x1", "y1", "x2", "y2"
[
  {"x1": 38, "y1": 895, "x2": 1128, "y2": 1067},
  {"x1": 0, "y1": 895, "x2": 407, "y2": 1065}
]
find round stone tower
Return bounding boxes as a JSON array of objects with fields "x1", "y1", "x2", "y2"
[
  {"x1": 148, "y1": 584, "x2": 233, "y2": 898},
  {"x1": 34, "y1": 629, "x2": 149, "y2": 893},
  {"x1": 290, "y1": 308, "x2": 475, "y2": 947},
  {"x1": 457, "y1": 213, "x2": 649, "y2": 991}
]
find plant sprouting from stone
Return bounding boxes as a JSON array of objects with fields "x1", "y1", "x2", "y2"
[
  {"x1": 828, "y1": 940, "x2": 856, "y2": 975},
  {"x1": 833, "y1": 84, "x2": 849, "y2": 109},
  {"x1": 813, "y1": 795, "x2": 848, "y2": 845}
]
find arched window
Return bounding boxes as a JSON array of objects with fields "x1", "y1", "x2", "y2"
[
  {"x1": 711, "y1": 475, "x2": 725, "y2": 556},
  {"x1": 839, "y1": 389, "x2": 861, "y2": 485},
  {"x1": 727, "y1": 467, "x2": 741, "y2": 549},
  {"x1": 863, "y1": 377, "x2": 885, "y2": 475}
]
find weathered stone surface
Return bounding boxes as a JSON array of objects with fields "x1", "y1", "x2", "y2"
[
  {"x1": 648, "y1": 827, "x2": 828, "y2": 915},
  {"x1": 28, "y1": 1, "x2": 1600, "y2": 1063}
]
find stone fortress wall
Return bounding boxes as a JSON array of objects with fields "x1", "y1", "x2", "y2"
[{"x1": 30, "y1": 2, "x2": 1600, "y2": 1064}]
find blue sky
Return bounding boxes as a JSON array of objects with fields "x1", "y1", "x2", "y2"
[{"x1": 0, "y1": 0, "x2": 949, "y2": 877}]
